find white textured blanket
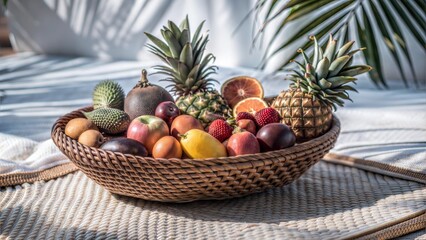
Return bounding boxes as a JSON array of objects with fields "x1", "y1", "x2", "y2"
[{"x1": 0, "y1": 53, "x2": 425, "y2": 176}]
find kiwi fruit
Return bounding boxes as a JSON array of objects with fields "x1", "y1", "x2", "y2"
[
  {"x1": 93, "y1": 80, "x2": 125, "y2": 110},
  {"x1": 78, "y1": 129, "x2": 104, "y2": 147},
  {"x1": 124, "y1": 69, "x2": 174, "y2": 120},
  {"x1": 65, "y1": 118, "x2": 98, "y2": 139},
  {"x1": 83, "y1": 108, "x2": 130, "y2": 134}
]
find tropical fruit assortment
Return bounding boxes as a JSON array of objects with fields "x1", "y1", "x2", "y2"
[{"x1": 64, "y1": 16, "x2": 371, "y2": 159}]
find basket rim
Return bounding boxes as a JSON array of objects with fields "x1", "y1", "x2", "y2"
[{"x1": 51, "y1": 106, "x2": 340, "y2": 165}]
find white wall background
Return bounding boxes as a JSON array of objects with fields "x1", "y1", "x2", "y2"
[
  {"x1": 5, "y1": 0, "x2": 426, "y2": 83},
  {"x1": 6, "y1": 0, "x2": 263, "y2": 68}
]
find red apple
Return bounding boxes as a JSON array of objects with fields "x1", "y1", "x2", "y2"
[
  {"x1": 127, "y1": 115, "x2": 169, "y2": 154},
  {"x1": 227, "y1": 132, "x2": 260, "y2": 156},
  {"x1": 155, "y1": 101, "x2": 180, "y2": 126},
  {"x1": 237, "y1": 119, "x2": 257, "y2": 134},
  {"x1": 256, "y1": 123, "x2": 296, "y2": 152}
]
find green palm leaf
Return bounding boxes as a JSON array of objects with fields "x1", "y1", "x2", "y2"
[
  {"x1": 369, "y1": 1, "x2": 408, "y2": 87},
  {"x1": 254, "y1": 0, "x2": 426, "y2": 88}
]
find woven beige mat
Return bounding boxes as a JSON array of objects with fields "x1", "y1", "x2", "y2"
[{"x1": 1, "y1": 161, "x2": 425, "y2": 239}]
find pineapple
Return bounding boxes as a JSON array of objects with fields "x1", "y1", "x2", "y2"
[
  {"x1": 272, "y1": 35, "x2": 372, "y2": 141},
  {"x1": 144, "y1": 16, "x2": 231, "y2": 127}
]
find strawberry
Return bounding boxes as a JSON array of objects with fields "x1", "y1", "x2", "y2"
[
  {"x1": 208, "y1": 119, "x2": 233, "y2": 142},
  {"x1": 236, "y1": 112, "x2": 256, "y2": 122},
  {"x1": 255, "y1": 108, "x2": 281, "y2": 127}
]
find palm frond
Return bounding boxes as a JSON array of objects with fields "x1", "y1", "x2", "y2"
[{"x1": 254, "y1": 0, "x2": 426, "y2": 88}]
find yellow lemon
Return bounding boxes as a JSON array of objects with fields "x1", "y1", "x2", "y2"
[{"x1": 180, "y1": 129, "x2": 227, "y2": 159}]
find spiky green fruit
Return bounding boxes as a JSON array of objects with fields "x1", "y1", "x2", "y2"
[
  {"x1": 83, "y1": 108, "x2": 130, "y2": 134},
  {"x1": 93, "y1": 80, "x2": 125, "y2": 110}
]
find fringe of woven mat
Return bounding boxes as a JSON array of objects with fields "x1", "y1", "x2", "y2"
[
  {"x1": 0, "y1": 162, "x2": 78, "y2": 187},
  {"x1": 343, "y1": 210, "x2": 426, "y2": 240},
  {"x1": 323, "y1": 153, "x2": 426, "y2": 184}
]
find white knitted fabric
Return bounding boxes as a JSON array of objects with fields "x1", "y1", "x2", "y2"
[{"x1": 0, "y1": 133, "x2": 68, "y2": 174}]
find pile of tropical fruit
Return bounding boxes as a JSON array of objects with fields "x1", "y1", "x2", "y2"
[{"x1": 64, "y1": 17, "x2": 371, "y2": 159}]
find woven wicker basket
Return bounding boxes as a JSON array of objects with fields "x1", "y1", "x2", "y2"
[{"x1": 51, "y1": 107, "x2": 340, "y2": 202}]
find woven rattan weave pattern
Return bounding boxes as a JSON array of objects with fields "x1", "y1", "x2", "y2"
[{"x1": 51, "y1": 107, "x2": 340, "y2": 202}]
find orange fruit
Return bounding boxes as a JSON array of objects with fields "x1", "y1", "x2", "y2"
[
  {"x1": 233, "y1": 97, "x2": 268, "y2": 117},
  {"x1": 152, "y1": 136, "x2": 182, "y2": 159},
  {"x1": 221, "y1": 76, "x2": 264, "y2": 108}
]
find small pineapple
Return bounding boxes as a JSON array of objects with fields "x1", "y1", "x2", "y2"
[
  {"x1": 145, "y1": 16, "x2": 231, "y2": 128},
  {"x1": 272, "y1": 35, "x2": 372, "y2": 141}
]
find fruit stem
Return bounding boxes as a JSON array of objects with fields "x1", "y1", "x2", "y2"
[
  {"x1": 233, "y1": 127, "x2": 245, "y2": 134},
  {"x1": 178, "y1": 133, "x2": 187, "y2": 139},
  {"x1": 137, "y1": 69, "x2": 151, "y2": 88},
  {"x1": 226, "y1": 117, "x2": 236, "y2": 127}
]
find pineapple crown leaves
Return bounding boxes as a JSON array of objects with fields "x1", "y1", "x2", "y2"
[
  {"x1": 144, "y1": 15, "x2": 218, "y2": 96},
  {"x1": 288, "y1": 35, "x2": 372, "y2": 111}
]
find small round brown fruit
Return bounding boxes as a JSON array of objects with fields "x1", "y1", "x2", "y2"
[
  {"x1": 152, "y1": 136, "x2": 182, "y2": 159},
  {"x1": 100, "y1": 137, "x2": 148, "y2": 157},
  {"x1": 65, "y1": 118, "x2": 98, "y2": 139},
  {"x1": 170, "y1": 115, "x2": 203, "y2": 140},
  {"x1": 78, "y1": 129, "x2": 104, "y2": 147}
]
